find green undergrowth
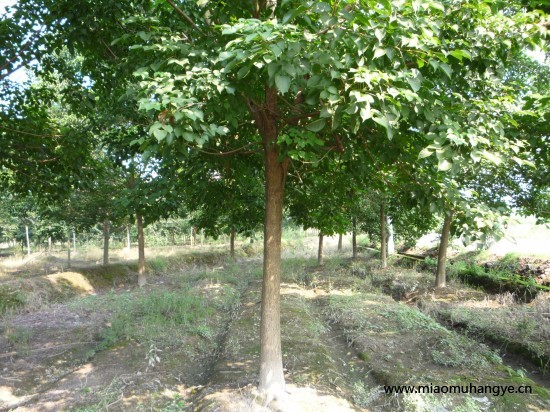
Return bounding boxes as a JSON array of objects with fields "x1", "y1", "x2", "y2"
[
  {"x1": 322, "y1": 288, "x2": 549, "y2": 411},
  {"x1": 72, "y1": 266, "x2": 249, "y2": 354},
  {"x1": 425, "y1": 292, "x2": 550, "y2": 374},
  {"x1": 0, "y1": 284, "x2": 26, "y2": 315},
  {"x1": 418, "y1": 254, "x2": 550, "y2": 297},
  {"x1": 141, "y1": 250, "x2": 231, "y2": 274},
  {"x1": 449, "y1": 260, "x2": 549, "y2": 295}
]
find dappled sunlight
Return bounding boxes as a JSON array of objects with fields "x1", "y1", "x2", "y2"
[
  {"x1": 457, "y1": 299, "x2": 505, "y2": 309},
  {"x1": 45, "y1": 272, "x2": 96, "y2": 295},
  {"x1": 0, "y1": 385, "x2": 20, "y2": 405},
  {"x1": 197, "y1": 384, "x2": 358, "y2": 412},
  {"x1": 280, "y1": 282, "x2": 324, "y2": 298}
]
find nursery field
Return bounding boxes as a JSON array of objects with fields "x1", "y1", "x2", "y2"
[{"x1": 0, "y1": 231, "x2": 549, "y2": 412}]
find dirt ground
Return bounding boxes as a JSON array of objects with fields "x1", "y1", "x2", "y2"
[{"x1": 1, "y1": 234, "x2": 549, "y2": 411}]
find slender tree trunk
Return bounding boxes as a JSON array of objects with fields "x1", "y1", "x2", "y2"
[
  {"x1": 25, "y1": 225, "x2": 30, "y2": 257},
  {"x1": 190, "y1": 227, "x2": 195, "y2": 246},
  {"x1": 126, "y1": 225, "x2": 131, "y2": 250},
  {"x1": 230, "y1": 226, "x2": 236, "y2": 260},
  {"x1": 387, "y1": 216, "x2": 395, "y2": 255},
  {"x1": 436, "y1": 213, "x2": 453, "y2": 288},
  {"x1": 337, "y1": 233, "x2": 343, "y2": 252},
  {"x1": 380, "y1": 203, "x2": 387, "y2": 269},
  {"x1": 252, "y1": 86, "x2": 288, "y2": 401},
  {"x1": 73, "y1": 230, "x2": 76, "y2": 252},
  {"x1": 200, "y1": 228, "x2": 204, "y2": 245},
  {"x1": 137, "y1": 213, "x2": 146, "y2": 287},
  {"x1": 352, "y1": 217, "x2": 357, "y2": 259},
  {"x1": 103, "y1": 218, "x2": 109, "y2": 266},
  {"x1": 318, "y1": 232, "x2": 324, "y2": 266},
  {"x1": 48, "y1": 225, "x2": 52, "y2": 254},
  {"x1": 67, "y1": 230, "x2": 71, "y2": 268}
]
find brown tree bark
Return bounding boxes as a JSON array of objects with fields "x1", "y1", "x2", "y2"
[
  {"x1": 352, "y1": 217, "x2": 357, "y2": 259},
  {"x1": 380, "y1": 203, "x2": 387, "y2": 269},
  {"x1": 25, "y1": 225, "x2": 30, "y2": 257},
  {"x1": 137, "y1": 212, "x2": 146, "y2": 287},
  {"x1": 436, "y1": 213, "x2": 453, "y2": 288},
  {"x1": 246, "y1": 85, "x2": 288, "y2": 401},
  {"x1": 337, "y1": 233, "x2": 343, "y2": 252},
  {"x1": 126, "y1": 225, "x2": 131, "y2": 250},
  {"x1": 230, "y1": 226, "x2": 236, "y2": 260},
  {"x1": 67, "y1": 230, "x2": 71, "y2": 268},
  {"x1": 318, "y1": 232, "x2": 324, "y2": 266},
  {"x1": 102, "y1": 218, "x2": 109, "y2": 266}
]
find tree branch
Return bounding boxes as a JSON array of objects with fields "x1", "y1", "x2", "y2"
[{"x1": 165, "y1": 0, "x2": 205, "y2": 35}]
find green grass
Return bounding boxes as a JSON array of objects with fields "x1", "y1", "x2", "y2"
[
  {"x1": 0, "y1": 285, "x2": 26, "y2": 315},
  {"x1": 98, "y1": 289, "x2": 215, "y2": 348}
]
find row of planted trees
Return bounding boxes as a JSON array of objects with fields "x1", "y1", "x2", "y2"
[{"x1": 1, "y1": 0, "x2": 548, "y2": 404}]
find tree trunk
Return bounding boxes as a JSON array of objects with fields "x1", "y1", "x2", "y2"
[
  {"x1": 337, "y1": 233, "x2": 343, "y2": 252},
  {"x1": 137, "y1": 212, "x2": 146, "y2": 287},
  {"x1": 318, "y1": 232, "x2": 324, "y2": 266},
  {"x1": 48, "y1": 236, "x2": 52, "y2": 254},
  {"x1": 230, "y1": 226, "x2": 236, "y2": 260},
  {"x1": 103, "y1": 218, "x2": 109, "y2": 266},
  {"x1": 200, "y1": 228, "x2": 204, "y2": 245},
  {"x1": 436, "y1": 213, "x2": 453, "y2": 288},
  {"x1": 73, "y1": 230, "x2": 76, "y2": 252},
  {"x1": 387, "y1": 216, "x2": 395, "y2": 255},
  {"x1": 67, "y1": 230, "x2": 71, "y2": 268},
  {"x1": 352, "y1": 217, "x2": 357, "y2": 259},
  {"x1": 25, "y1": 225, "x2": 30, "y2": 257},
  {"x1": 380, "y1": 203, "x2": 387, "y2": 269},
  {"x1": 190, "y1": 227, "x2": 195, "y2": 246},
  {"x1": 253, "y1": 86, "x2": 288, "y2": 401},
  {"x1": 126, "y1": 225, "x2": 131, "y2": 250}
]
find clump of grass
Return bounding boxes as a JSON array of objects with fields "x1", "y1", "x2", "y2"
[
  {"x1": 430, "y1": 296, "x2": 550, "y2": 372},
  {"x1": 352, "y1": 381, "x2": 380, "y2": 408},
  {"x1": 430, "y1": 333, "x2": 500, "y2": 368},
  {"x1": 147, "y1": 256, "x2": 168, "y2": 273},
  {"x1": 4, "y1": 325, "x2": 32, "y2": 355},
  {"x1": 98, "y1": 289, "x2": 216, "y2": 349},
  {"x1": 0, "y1": 285, "x2": 26, "y2": 315}
]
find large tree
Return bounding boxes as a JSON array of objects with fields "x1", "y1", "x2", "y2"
[{"x1": 2, "y1": 0, "x2": 546, "y2": 403}]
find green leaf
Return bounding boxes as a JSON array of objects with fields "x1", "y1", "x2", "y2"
[
  {"x1": 407, "y1": 76, "x2": 422, "y2": 92},
  {"x1": 449, "y1": 49, "x2": 472, "y2": 61},
  {"x1": 440, "y1": 63, "x2": 452, "y2": 79},
  {"x1": 237, "y1": 65, "x2": 250, "y2": 79},
  {"x1": 275, "y1": 74, "x2": 291, "y2": 94},
  {"x1": 418, "y1": 148, "x2": 433, "y2": 159},
  {"x1": 359, "y1": 105, "x2": 372, "y2": 121},
  {"x1": 373, "y1": 115, "x2": 393, "y2": 140},
  {"x1": 306, "y1": 118, "x2": 326, "y2": 132},
  {"x1": 270, "y1": 44, "x2": 283, "y2": 58},
  {"x1": 481, "y1": 150, "x2": 502, "y2": 165},
  {"x1": 153, "y1": 128, "x2": 168, "y2": 142},
  {"x1": 373, "y1": 47, "x2": 386, "y2": 59},
  {"x1": 438, "y1": 159, "x2": 452, "y2": 171}
]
